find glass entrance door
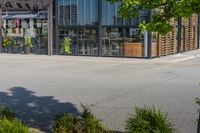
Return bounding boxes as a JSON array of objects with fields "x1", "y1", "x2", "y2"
[
  {"x1": 102, "y1": 27, "x2": 123, "y2": 56},
  {"x1": 78, "y1": 28, "x2": 98, "y2": 56}
]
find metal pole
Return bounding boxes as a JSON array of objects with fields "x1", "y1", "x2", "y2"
[
  {"x1": 177, "y1": 17, "x2": 182, "y2": 52},
  {"x1": 55, "y1": 0, "x2": 59, "y2": 54},
  {"x1": 98, "y1": 0, "x2": 102, "y2": 57},
  {"x1": 147, "y1": 10, "x2": 152, "y2": 59},
  {"x1": 48, "y1": 0, "x2": 53, "y2": 55},
  {"x1": 144, "y1": 30, "x2": 148, "y2": 57}
]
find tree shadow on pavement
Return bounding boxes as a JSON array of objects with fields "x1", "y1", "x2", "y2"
[{"x1": 0, "y1": 87, "x2": 79, "y2": 132}]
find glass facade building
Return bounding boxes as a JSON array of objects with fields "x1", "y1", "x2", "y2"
[
  {"x1": 56, "y1": 0, "x2": 149, "y2": 57},
  {"x1": 1, "y1": 0, "x2": 199, "y2": 58}
]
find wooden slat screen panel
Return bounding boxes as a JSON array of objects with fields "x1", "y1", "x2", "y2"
[
  {"x1": 159, "y1": 23, "x2": 177, "y2": 56},
  {"x1": 157, "y1": 14, "x2": 198, "y2": 57},
  {"x1": 183, "y1": 15, "x2": 198, "y2": 51}
]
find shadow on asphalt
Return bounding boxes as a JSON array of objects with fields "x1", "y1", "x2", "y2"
[
  {"x1": 0, "y1": 87, "x2": 125, "y2": 133},
  {"x1": 0, "y1": 87, "x2": 79, "y2": 132}
]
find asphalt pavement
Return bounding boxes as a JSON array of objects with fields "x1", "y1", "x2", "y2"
[{"x1": 0, "y1": 52, "x2": 199, "y2": 133}]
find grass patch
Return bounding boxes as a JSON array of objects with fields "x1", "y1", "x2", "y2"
[
  {"x1": 0, "y1": 118, "x2": 29, "y2": 133},
  {"x1": 0, "y1": 106, "x2": 32, "y2": 133},
  {"x1": 0, "y1": 106, "x2": 15, "y2": 120}
]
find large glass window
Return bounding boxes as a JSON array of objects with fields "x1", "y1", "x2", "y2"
[
  {"x1": 102, "y1": 28, "x2": 123, "y2": 56},
  {"x1": 78, "y1": 29, "x2": 98, "y2": 56},
  {"x1": 102, "y1": 1, "x2": 123, "y2": 25},
  {"x1": 124, "y1": 28, "x2": 145, "y2": 57},
  {"x1": 58, "y1": 29, "x2": 77, "y2": 55},
  {"x1": 57, "y1": 0, "x2": 98, "y2": 26}
]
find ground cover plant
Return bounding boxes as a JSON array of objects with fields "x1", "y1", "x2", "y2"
[
  {"x1": 126, "y1": 106, "x2": 174, "y2": 133},
  {"x1": 0, "y1": 106, "x2": 30, "y2": 133}
]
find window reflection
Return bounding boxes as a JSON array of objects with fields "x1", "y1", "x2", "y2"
[
  {"x1": 57, "y1": 0, "x2": 98, "y2": 26},
  {"x1": 102, "y1": 1, "x2": 123, "y2": 25},
  {"x1": 102, "y1": 28, "x2": 123, "y2": 56},
  {"x1": 78, "y1": 29, "x2": 98, "y2": 55}
]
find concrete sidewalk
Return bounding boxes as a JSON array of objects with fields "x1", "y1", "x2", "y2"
[
  {"x1": 0, "y1": 49, "x2": 199, "y2": 64},
  {"x1": 152, "y1": 49, "x2": 200, "y2": 63}
]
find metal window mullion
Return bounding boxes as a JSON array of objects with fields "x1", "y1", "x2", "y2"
[
  {"x1": 69, "y1": 0, "x2": 71, "y2": 25},
  {"x1": 98, "y1": 0, "x2": 102, "y2": 56},
  {"x1": 62, "y1": 0, "x2": 65, "y2": 26},
  {"x1": 83, "y1": 0, "x2": 85, "y2": 25},
  {"x1": 107, "y1": 2, "x2": 109, "y2": 25},
  {"x1": 115, "y1": 3, "x2": 117, "y2": 25},
  {"x1": 77, "y1": 0, "x2": 78, "y2": 26},
  {"x1": 90, "y1": 0, "x2": 92, "y2": 25}
]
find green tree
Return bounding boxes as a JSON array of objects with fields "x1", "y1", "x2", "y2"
[{"x1": 109, "y1": 0, "x2": 200, "y2": 35}]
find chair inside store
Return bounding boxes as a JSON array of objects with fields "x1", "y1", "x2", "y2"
[{"x1": 1, "y1": 0, "x2": 49, "y2": 55}]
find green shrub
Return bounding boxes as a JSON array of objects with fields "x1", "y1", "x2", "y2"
[
  {"x1": 53, "y1": 113, "x2": 81, "y2": 133},
  {"x1": 0, "y1": 118, "x2": 29, "y2": 133},
  {"x1": 81, "y1": 105, "x2": 109, "y2": 133},
  {"x1": 126, "y1": 106, "x2": 174, "y2": 133},
  {"x1": 53, "y1": 105, "x2": 109, "y2": 133},
  {"x1": 0, "y1": 106, "x2": 15, "y2": 120}
]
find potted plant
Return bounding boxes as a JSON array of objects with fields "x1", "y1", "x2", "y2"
[
  {"x1": 2, "y1": 37, "x2": 17, "y2": 53},
  {"x1": 61, "y1": 37, "x2": 72, "y2": 54},
  {"x1": 24, "y1": 36, "x2": 33, "y2": 54}
]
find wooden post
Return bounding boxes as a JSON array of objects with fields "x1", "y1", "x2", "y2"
[
  {"x1": 48, "y1": 0, "x2": 53, "y2": 55},
  {"x1": 0, "y1": 4, "x2": 2, "y2": 53}
]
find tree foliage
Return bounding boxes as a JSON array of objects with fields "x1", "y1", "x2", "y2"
[{"x1": 109, "y1": 0, "x2": 200, "y2": 35}]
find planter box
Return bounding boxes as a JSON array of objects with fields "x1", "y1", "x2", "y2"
[{"x1": 124, "y1": 43, "x2": 144, "y2": 57}]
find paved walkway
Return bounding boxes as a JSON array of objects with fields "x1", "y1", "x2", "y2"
[{"x1": 0, "y1": 50, "x2": 199, "y2": 132}]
